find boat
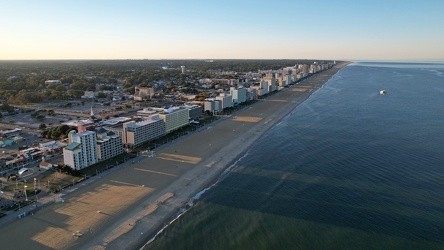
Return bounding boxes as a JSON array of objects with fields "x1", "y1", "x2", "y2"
[{"x1": 380, "y1": 90, "x2": 386, "y2": 95}]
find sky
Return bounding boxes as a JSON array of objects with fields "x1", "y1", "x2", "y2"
[{"x1": 1, "y1": 0, "x2": 443, "y2": 61}]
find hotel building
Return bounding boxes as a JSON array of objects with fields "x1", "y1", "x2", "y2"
[
  {"x1": 63, "y1": 129, "x2": 98, "y2": 170},
  {"x1": 158, "y1": 107, "x2": 189, "y2": 133},
  {"x1": 215, "y1": 93, "x2": 233, "y2": 109},
  {"x1": 116, "y1": 117, "x2": 166, "y2": 147},
  {"x1": 204, "y1": 99, "x2": 217, "y2": 112},
  {"x1": 96, "y1": 128, "x2": 123, "y2": 161},
  {"x1": 230, "y1": 88, "x2": 247, "y2": 104},
  {"x1": 184, "y1": 104, "x2": 203, "y2": 120}
]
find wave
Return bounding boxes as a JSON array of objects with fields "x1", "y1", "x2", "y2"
[
  {"x1": 427, "y1": 69, "x2": 444, "y2": 77},
  {"x1": 351, "y1": 61, "x2": 444, "y2": 69},
  {"x1": 142, "y1": 150, "x2": 251, "y2": 248},
  {"x1": 187, "y1": 150, "x2": 251, "y2": 207}
]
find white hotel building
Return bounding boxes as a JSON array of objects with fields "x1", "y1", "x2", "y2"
[
  {"x1": 230, "y1": 87, "x2": 247, "y2": 104},
  {"x1": 215, "y1": 93, "x2": 233, "y2": 109},
  {"x1": 107, "y1": 106, "x2": 189, "y2": 147},
  {"x1": 63, "y1": 130, "x2": 98, "y2": 170}
]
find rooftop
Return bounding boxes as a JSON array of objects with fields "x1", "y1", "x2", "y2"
[
  {"x1": 65, "y1": 142, "x2": 80, "y2": 151},
  {"x1": 62, "y1": 120, "x2": 94, "y2": 127},
  {"x1": 125, "y1": 118, "x2": 163, "y2": 128},
  {"x1": 100, "y1": 117, "x2": 132, "y2": 126}
]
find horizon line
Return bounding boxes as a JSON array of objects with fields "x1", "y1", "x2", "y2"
[
  {"x1": 0, "y1": 58, "x2": 336, "y2": 61},
  {"x1": 0, "y1": 58, "x2": 442, "y2": 63}
]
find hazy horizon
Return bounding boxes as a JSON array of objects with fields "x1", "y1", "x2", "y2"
[
  {"x1": 2, "y1": 0, "x2": 443, "y2": 61},
  {"x1": 1, "y1": 59, "x2": 444, "y2": 63}
]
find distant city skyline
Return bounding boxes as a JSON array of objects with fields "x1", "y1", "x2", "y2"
[{"x1": 1, "y1": 0, "x2": 443, "y2": 61}]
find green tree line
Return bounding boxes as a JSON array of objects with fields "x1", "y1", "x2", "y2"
[{"x1": 0, "y1": 59, "x2": 335, "y2": 104}]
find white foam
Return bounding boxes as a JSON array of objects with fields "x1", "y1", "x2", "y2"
[{"x1": 142, "y1": 151, "x2": 251, "y2": 249}]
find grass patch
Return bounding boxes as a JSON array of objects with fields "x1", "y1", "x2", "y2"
[{"x1": 40, "y1": 170, "x2": 84, "y2": 193}]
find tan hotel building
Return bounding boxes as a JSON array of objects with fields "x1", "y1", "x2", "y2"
[
  {"x1": 120, "y1": 117, "x2": 166, "y2": 147},
  {"x1": 157, "y1": 107, "x2": 189, "y2": 133}
]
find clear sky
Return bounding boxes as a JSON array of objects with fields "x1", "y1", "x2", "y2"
[{"x1": 1, "y1": 0, "x2": 443, "y2": 60}]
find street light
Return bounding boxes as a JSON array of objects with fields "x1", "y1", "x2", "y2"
[{"x1": 24, "y1": 185, "x2": 28, "y2": 201}]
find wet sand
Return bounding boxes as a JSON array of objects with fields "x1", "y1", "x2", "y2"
[{"x1": 0, "y1": 62, "x2": 349, "y2": 250}]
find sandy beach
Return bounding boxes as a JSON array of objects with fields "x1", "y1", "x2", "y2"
[{"x1": 0, "y1": 62, "x2": 349, "y2": 250}]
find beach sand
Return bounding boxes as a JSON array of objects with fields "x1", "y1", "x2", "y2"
[{"x1": 0, "y1": 62, "x2": 349, "y2": 250}]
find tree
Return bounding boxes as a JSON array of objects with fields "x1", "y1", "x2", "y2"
[
  {"x1": 39, "y1": 124, "x2": 47, "y2": 130},
  {"x1": 123, "y1": 87, "x2": 135, "y2": 94},
  {"x1": 96, "y1": 92, "x2": 107, "y2": 98},
  {"x1": 50, "y1": 90, "x2": 63, "y2": 100},
  {"x1": 41, "y1": 130, "x2": 48, "y2": 137},
  {"x1": 0, "y1": 103, "x2": 11, "y2": 111},
  {"x1": 67, "y1": 89, "x2": 83, "y2": 99},
  {"x1": 55, "y1": 85, "x2": 65, "y2": 91},
  {"x1": 58, "y1": 125, "x2": 70, "y2": 135},
  {"x1": 122, "y1": 79, "x2": 134, "y2": 88},
  {"x1": 50, "y1": 131, "x2": 61, "y2": 139}
]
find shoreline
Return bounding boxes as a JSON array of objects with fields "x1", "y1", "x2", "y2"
[
  {"x1": 0, "y1": 62, "x2": 350, "y2": 250},
  {"x1": 141, "y1": 150, "x2": 249, "y2": 249},
  {"x1": 136, "y1": 61, "x2": 351, "y2": 250}
]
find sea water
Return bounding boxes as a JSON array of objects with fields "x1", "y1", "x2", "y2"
[{"x1": 146, "y1": 61, "x2": 444, "y2": 250}]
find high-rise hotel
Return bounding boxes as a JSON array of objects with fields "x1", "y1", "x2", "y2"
[
  {"x1": 63, "y1": 127, "x2": 98, "y2": 170},
  {"x1": 63, "y1": 125, "x2": 123, "y2": 170}
]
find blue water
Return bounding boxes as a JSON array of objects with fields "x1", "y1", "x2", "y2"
[{"x1": 146, "y1": 62, "x2": 444, "y2": 250}]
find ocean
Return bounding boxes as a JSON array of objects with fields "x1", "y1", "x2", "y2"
[{"x1": 146, "y1": 62, "x2": 444, "y2": 250}]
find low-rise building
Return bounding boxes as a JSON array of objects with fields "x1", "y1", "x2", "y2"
[
  {"x1": 45, "y1": 80, "x2": 62, "y2": 86},
  {"x1": 39, "y1": 162, "x2": 52, "y2": 170},
  {"x1": 1, "y1": 128, "x2": 21, "y2": 138},
  {"x1": 135, "y1": 87, "x2": 155, "y2": 100},
  {"x1": 39, "y1": 141, "x2": 66, "y2": 152},
  {"x1": 82, "y1": 91, "x2": 95, "y2": 99}
]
